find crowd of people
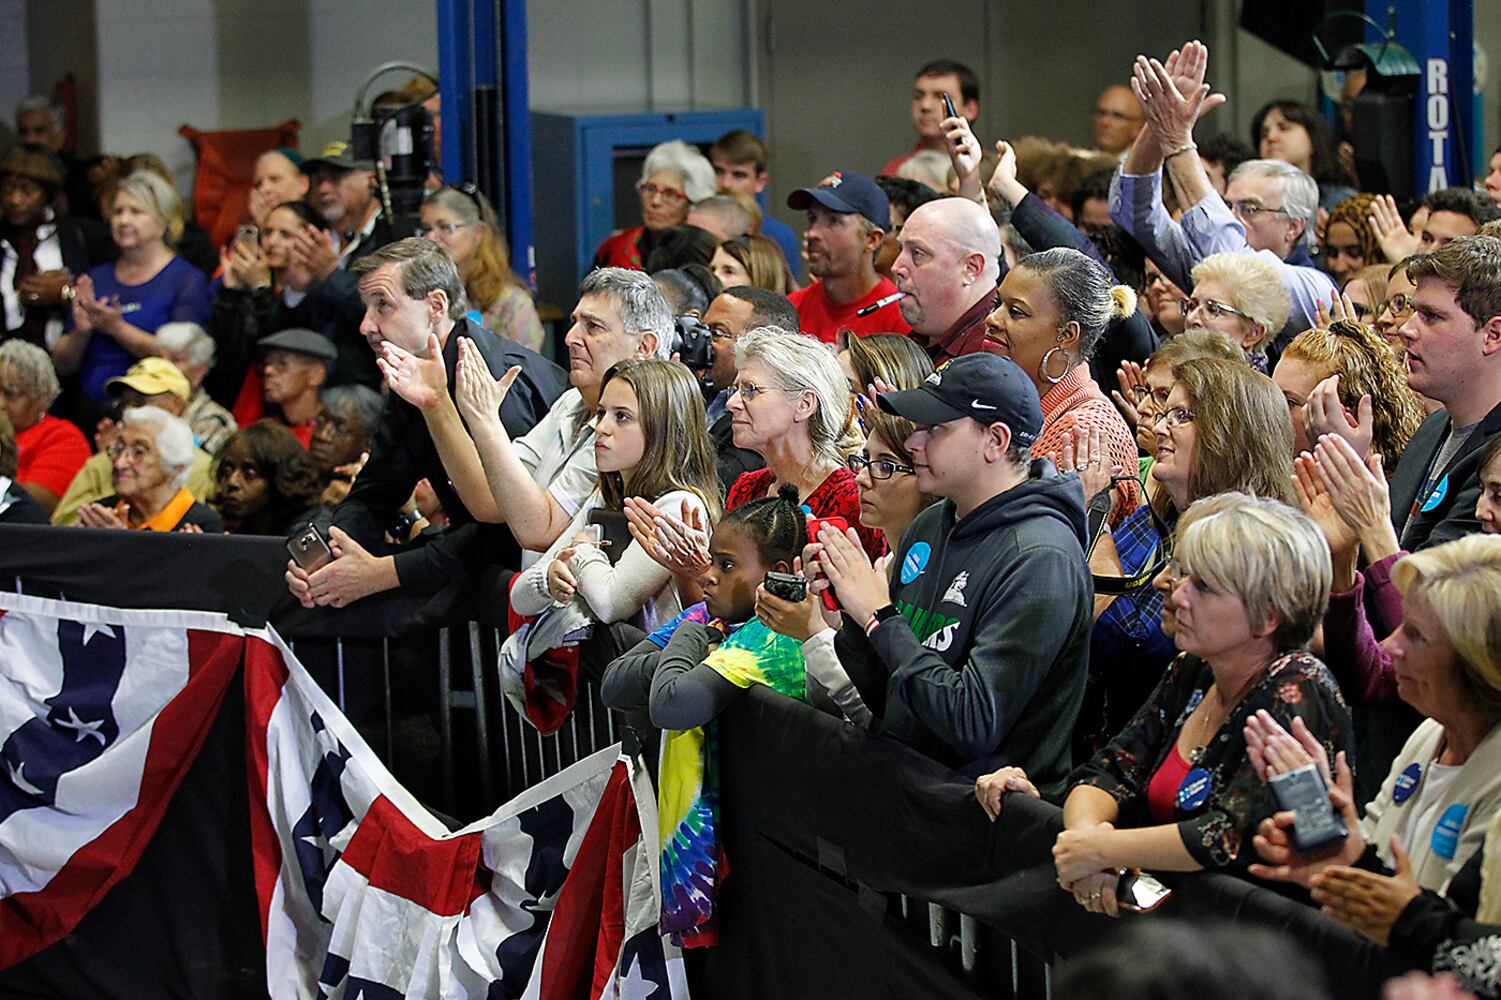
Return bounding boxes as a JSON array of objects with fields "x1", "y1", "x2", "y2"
[{"x1": 9, "y1": 38, "x2": 1501, "y2": 998}]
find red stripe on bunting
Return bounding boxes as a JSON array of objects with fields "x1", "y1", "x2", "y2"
[
  {"x1": 336, "y1": 795, "x2": 487, "y2": 917},
  {"x1": 243, "y1": 635, "x2": 291, "y2": 942}
]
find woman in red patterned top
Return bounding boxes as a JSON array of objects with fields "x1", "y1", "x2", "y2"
[{"x1": 592, "y1": 141, "x2": 716, "y2": 272}]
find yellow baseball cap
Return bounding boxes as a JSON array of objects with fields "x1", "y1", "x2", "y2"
[{"x1": 104, "y1": 357, "x2": 191, "y2": 402}]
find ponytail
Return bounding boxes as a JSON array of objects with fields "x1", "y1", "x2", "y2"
[{"x1": 1108, "y1": 284, "x2": 1137, "y2": 320}]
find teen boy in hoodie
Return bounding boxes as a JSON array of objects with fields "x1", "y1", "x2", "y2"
[{"x1": 814, "y1": 353, "x2": 1092, "y2": 795}]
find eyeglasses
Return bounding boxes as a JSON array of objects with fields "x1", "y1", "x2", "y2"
[
  {"x1": 1180, "y1": 297, "x2": 1254, "y2": 323},
  {"x1": 1128, "y1": 384, "x2": 1172, "y2": 407},
  {"x1": 1229, "y1": 200, "x2": 1290, "y2": 223},
  {"x1": 730, "y1": 381, "x2": 778, "y2": 402},
  {"x1": 637, "y1": 181, "x2": 688, "y2": 205},
  {"x1": 418, "y1": 220, "x2": 472, "y2": 238},
  {"x1": 108, "y1": 441, "x2": 154, "y2": 464},
  {"x1": 847, "y1": 453, "x2": 914, "y2": 480},
  {"x1": 1157, "y1": 407, "x2": 1195, "y2": 430},
  {"x1": 1377, "y1": 293, "x2": 1414, "y2": 321}
]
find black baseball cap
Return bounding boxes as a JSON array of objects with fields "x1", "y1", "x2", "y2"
[
  {"x1": 877, "y1": 353, "x2": 1043, "y2": 446},
  {"x1": 786, "y1": 170, "x2": 889, "y2": 230},
  {"x1": 258, "y1": 328, "x2": 338, "y2": 363},
  {"x1": 301, "y1": 139, "x2": 373, "y2": 174}
]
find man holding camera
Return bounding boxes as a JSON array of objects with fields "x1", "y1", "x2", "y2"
[
  {"x1": 812, "y1": 353, "x2": 1092, "y2": 793},
  {"x1": 284, "y1": 238, "x2": 567, "y2": 609}
]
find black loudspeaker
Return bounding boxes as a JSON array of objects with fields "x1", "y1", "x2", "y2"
[
  {"x1": 1350, "y1": 89, "x2": 1415, "y2": 200},
  {"x1": 1240, "y1": 0, "x2": 1365, "y2": 68}
]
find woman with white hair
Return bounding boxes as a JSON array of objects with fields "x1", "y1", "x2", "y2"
[
  {"x1": 1183, "y1": 252, "x2": 1291, "y2": 372},
  {"x1": 154, "y1": 321, "x2": 237, "y2": 455},
  {"x1": 51, "y1": 170, "x2": 212, "y2": 411},
  {"x1": 76, "y1": 405, "x2": 220, "y2": 532},
  {"x1": 593, "y1": 140, "x2": 717, "y2": 271},
  {"x1": 0, "y1": 339, "x2": 90, "y2": 514},
  {"x1": 978, "y1": 495, "x2": 1352, "y2": 916}
]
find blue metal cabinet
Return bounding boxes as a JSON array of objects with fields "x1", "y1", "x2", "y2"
[{"x1": 531, "y1": 108, "x2": 763, "y2": 309}]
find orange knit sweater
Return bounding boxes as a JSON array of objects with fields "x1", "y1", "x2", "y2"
[{"x1": 1036, "y1": 364, "x2": 1141, "y2": 527}]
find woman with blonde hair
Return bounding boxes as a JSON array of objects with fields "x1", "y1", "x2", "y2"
[
  {"x1": 421, "y1": 185, "x2": 544, "y2": 352},
  {"x1": 1183, "y1": 252, "x2": 1291, "y2": 370},
  {"x1": 1341, "y1": 263, "x2": 1390, "y2": 323},
  {"x1": 836, "y1": 331, "x2": 932, "y2": 409},
  {"x1": 52, "y1": 170, "x2": 211, "y2": 413},
  {"x1": 710, "y1": 235, "x2": 797, "y2": 295},
  {"x1": 1275, "y1": 318, "x2": 1425, "y2": 461}
]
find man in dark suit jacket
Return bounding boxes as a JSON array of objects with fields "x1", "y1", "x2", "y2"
[
  {"x1": 702, "y1": 286, "x2": 800, "y2": 492},
  {"x1": 285, "y1": 238, "x2": 567, "y2": 608},
  {"x1": 1384, "y1": 237, "x2": 1501, "y2": 551}
]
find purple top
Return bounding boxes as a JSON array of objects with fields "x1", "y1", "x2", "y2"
[
  {"x1": 1322, "y1": 551, "x2": 1406, "y2": 704},
  {"x1": 77, "y1": 256, "x2": 212, "y2": 402}
]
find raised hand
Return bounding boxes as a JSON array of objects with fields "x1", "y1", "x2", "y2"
[
  {"x1": 986, "y1": 140, "x2": 1027, "y2": 209},
  {"x1": 1110, "y1": 361, "x2": 1147, "y2": 428},
  {"x1": 377, "y1": 333, "x2": 450, "y2": 411},
  {"x1": 1293, "y1": 451, "x2": 1359, "y2": 559},
  {"x1": 1054, "y1": 425, "x2": 1122, "y2": 500},
  {"x1": 1369, "y1": 194, "x2": 1419, "y2": 263},
  {"x1": 940, "y1": 114, "x2": 986, "y2": 203},
  {"x1": 1313, "y1": 435, "x2": 1400, "y2": 562},
  {"x1": 1302, "y1": 374, "x2": 1374, "y2": 461},
  {"x1": 454, "y1": 336, "x2": 520, "y2": 428},
  {"x1": 1132, "y1": 40, "x2": 1226, "y2": 150}
]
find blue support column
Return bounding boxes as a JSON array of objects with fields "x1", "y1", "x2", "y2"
[
  {"x1": 436, "y1": 0, "x2": 471, "y2": 184},
  {"x1": 1378, "y1": 0, "x2": 1476, "y2": 191},
  {"x1": 498, "y1": 0, "x2": 535, "y2": 287}
]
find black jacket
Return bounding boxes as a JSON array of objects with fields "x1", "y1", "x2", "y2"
[
  {"x1": 1390, "y1": 400, "x2": 1501, "y2": 551},
  {"x1": 208, "y1": 269, "x2": 377, "y2": 405},
  {"x1": 708, "y1": 410, "x2": 763, "y2": 495},
  {"x1": 836, "y1": 459, "x2": 1093, "y2": 792},
  {"x1": 325, "y1": 319, "x2": 569, "y2": 592},
  {"x1": 0, "y1": 482, "x2": 48, "y2": 524}
]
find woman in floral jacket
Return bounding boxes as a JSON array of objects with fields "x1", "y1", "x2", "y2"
[{"x1": 976, "y1": 494, "x2": 1353, "y2": 916}]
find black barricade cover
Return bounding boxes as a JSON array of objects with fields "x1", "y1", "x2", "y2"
[
  {"x1": 713, "y1": 688, "x2": 1408, "y2": 1000},
  {"x1": 0, "y1": 525, "x2": 489, "y2": 636}
]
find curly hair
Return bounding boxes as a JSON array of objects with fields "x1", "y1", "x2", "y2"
[
  {"x1": 214, "y1": 421, "x2": 323, "y2": 532},
  {"x1": 1281, "y1": 320, "x2": 1426, "y2": 465},
  {"x1": 1325, "y1": 194, "x2": 1380, "y2": 269}
]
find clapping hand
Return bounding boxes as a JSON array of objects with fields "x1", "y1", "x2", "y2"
[
  {"x1": 71, "y1": 274, "x2": 124, "y2": 336},
  {"x1": 1111, "y1": 360, "x2": 1148, "y2": 428},
  {"x1": 1052, "y1": 425, "x2": 1122, "y2": 501},
  {"x1": 1131, "y1": 40, "x2": 1226, "y2": 151},
  {"x1": 377, "y1": 333, "x2": 450, "y2": 411},
  {"x1": 1310, "y1": 837, "x2": 1421, "y2": 946},
  {"x1": 814, "y1": 524, "x2": 889, "y2": 623},
  {"x1": 454, "y1": 336, "x2": 520, "y2": 429},
  {"x1": 77, "y1": 502, "x2": 126, "y2": 530},
  {"x1": 287, "y1": 225, "x2": 339, "y2": 285},
  {"x1": 1302, "y1": 374, "x2": 1374, "y2": 460},
  {"x1": 1293, "y1": 451, "x2": 1359, "y2": 560}
]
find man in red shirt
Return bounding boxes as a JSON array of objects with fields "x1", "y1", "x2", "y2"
[
  {"x1": 786, "y1": 170, "x2": 910, "y2": 343},
  {"x1": 0, "y1": 340, "x2": 89, "y2": 516},
  {"x1": 258, "y1": 328, "x2": 334, "y2": 448},
  {"x1": 879, "y1": 60, "x2": 980, "y2": 177}
]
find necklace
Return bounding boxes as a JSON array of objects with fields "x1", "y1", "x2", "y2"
[{"x1": 1187, "y1": 687, "x2": 1219, "y2": 766}]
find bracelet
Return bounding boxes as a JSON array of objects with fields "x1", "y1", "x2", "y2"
[{"x1": 1163, "y1": 141, "x2": 1198, "y2": 160}]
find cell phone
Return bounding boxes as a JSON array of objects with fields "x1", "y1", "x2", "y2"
[
  {"x1": 1116, "y1": 871, "x2": 1172, "y2": 913},
  {"x1": 1269, "y1": 763, "x2": 1350, "y2": 854},
  {"x1": 807, "y1": 515, "x2": 850, "y2": 612},
  {"x1": 587, "y1": 508, "x2": 632, "y2": 565},
  {"x1": 764, "y1": 571, "x2": 808, "y2": 603},
  {"x1": 942, "y1": 91, "x2": 958, "y2": 120},
  {"x1": 235, "y1": 225, "x2": 259, "y2": 247},
  {"x1": 286, "y1": 523, "x2": 332, "y2": 573}
]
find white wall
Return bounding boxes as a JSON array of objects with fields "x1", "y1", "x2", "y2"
[{"x1": 88, "y1": 0, "x2": 435, "y2": 199}]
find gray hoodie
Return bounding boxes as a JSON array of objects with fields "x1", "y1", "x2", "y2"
[{"x1": 838, "y1": 460, "x2": 1093, "y2": 794}]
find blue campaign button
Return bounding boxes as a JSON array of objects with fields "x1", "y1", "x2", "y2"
[
  {"x1": 901, "y1": 541, "x2": 931, "y2": 585},
  {"x1": 1421, "y1": 475, "x2": 1449, "y2": 513},
  {"x1": 1431, "y1": 802, "x2": 1469, "y2": 860},
  {"x1": 1393, "y1": 762, "x2": 1422, "y2": 805},
  {"x1": 1177, "y1": 768, "x2": 1213, "y2": 812}
]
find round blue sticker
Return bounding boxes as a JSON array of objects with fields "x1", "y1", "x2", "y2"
[
  {"x1": 901, "y1": 541, "x2": 931, "y2": 585},
  {"x1": 1177, "y1": 768, "x2": 1213, "y2": 812},
  {"x1": 1432, "y1": 803, "x2": 1468, "y2": 860},
  {"x1": 1393, "y1": 762, "x2": 1423, "y2": 805},
  {"x1": 1421, "y1": 475, "x2": 1449, "y2": 513}
]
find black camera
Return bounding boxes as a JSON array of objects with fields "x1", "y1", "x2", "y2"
[{"x1": 672, "y1": 316, "x2": 715, "y2": 373}]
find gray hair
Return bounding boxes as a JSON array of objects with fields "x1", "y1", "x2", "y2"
[
  {"x1": 350, "y1": 237, "x2": 469, "y2": 321},
  {"x1": 114, "y1": 170, "x2": 184, "y2": 245},
  {"x1": 579, "y1": 267, "x2": 674, "y2": 358},
  {"x1": 14, "y1": 95, "x2": 63, "y2": 131},
  {"x1": 121, "y1": 405, "x2": 196, "y2": 490},
  {"x1": 1176, "y1": 493, "x2": 1331, "y2": 649},
  {"x1": 1017, "y1": 247, "x2": 1136, "y2": 359},
  {"x1": 0, "y1": 340, "x2": 61, "y2": 408},
  {"x1": 154, "y1": 321, "x2": 215, "y2": 369},
  {"x1": 735, "y1": 326, "x2": 853, "y2": 467},
  {"x1": 1230, "y1": 159, "x2": 1320, "y2": 249},
  {"x1": 641, "y1": 140, "x2": 716, "y2": 204},
  {"x1": 319, "y1": 384, "x2": 384, "y2": 435}
]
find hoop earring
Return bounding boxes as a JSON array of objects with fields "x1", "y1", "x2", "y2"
[{"x1": 1039, "y1": 346, "x2": 1071, "y2": 384}]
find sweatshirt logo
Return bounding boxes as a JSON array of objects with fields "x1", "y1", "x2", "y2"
[
  {"x1": 896, "y1": 600, "x2": 961, "y2": 652},
  {"x1": 942, "y1": 571, "x2": 969, "y2": 607}
]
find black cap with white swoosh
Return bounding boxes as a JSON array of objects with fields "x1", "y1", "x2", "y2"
[{"x1": 875, "y1": 352, "x2": 1043, "y2": 446}]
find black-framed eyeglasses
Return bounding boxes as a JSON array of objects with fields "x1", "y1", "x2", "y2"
[
  {"x1": 847, "y1": 453, "x2": 914, "y2": 480},
  {"x1": 1128, "y1": 384, "x2": 1172, "y2": 407}
]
